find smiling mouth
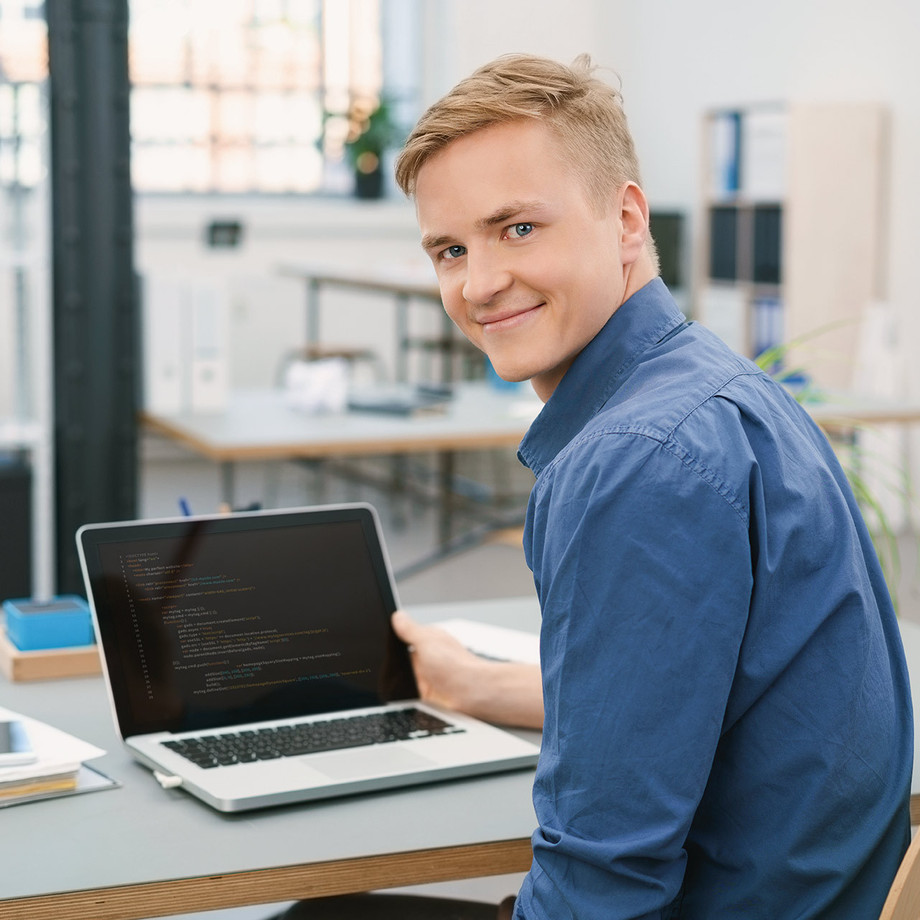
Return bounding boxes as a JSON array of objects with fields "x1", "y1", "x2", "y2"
[{"x1": 481, "y1": 304, "x2": 543, "y2": 331}]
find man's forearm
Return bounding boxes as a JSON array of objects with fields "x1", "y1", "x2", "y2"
[
  {"x1": 391, "y1": 610, "x2": 544, "y2": 729},
  {"x1": 463, "y1": 659, "x2": 543, "y2": 729}
]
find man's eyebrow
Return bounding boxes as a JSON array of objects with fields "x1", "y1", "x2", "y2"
[
  {"x1": 421, "y1": 200, "x2": 546, "y2": 253},
  {"x1": 475, "y1": 200, "x2": 545, "y2": 231},
  {"x1": 421, "y1": 232, "x2": 454, "y2": 253}
]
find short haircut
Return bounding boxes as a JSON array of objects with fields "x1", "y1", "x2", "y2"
[{"x1": 395, "y1": 53, "x2": 644, "y2": 210}]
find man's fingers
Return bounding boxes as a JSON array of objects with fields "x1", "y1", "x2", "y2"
[{"x1": 391, "y1": 609, "x2": 418, "y2": 645}]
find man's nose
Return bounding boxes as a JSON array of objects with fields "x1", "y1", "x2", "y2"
[{"x1": 462, "y1": 247, "x2": 512, "y2": 306}]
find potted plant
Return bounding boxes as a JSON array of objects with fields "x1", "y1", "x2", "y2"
[{"x1": 343, "y1": 96, "x2": 401, "y2": 199}]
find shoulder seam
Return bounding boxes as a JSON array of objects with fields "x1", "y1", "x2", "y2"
[{"x1": 540, "y1": 426, "x2": 750, "y2": 525}]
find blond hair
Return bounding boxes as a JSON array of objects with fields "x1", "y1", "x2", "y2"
[
  {"x1": 395, "y1": 53, "x2": 657, "y2": 270},
  {"x1": 396, "y1": 53, "x2": 643, "y2": 205}
]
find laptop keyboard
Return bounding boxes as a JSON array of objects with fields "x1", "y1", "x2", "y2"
[{"x1": 161, "y1": 707, "x2": 465, "y2": 769}]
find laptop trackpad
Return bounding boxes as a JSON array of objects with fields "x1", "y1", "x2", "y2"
[{"x1": 306, "y1": 746, "x2": 437, "y2": 781}]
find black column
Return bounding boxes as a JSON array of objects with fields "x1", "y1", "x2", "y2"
[{"x1": 46, "y1": 0, "x2": 138, "y2": 594}]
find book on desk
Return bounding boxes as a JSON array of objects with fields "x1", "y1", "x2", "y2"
[{"x1": 0, "y1": 706, "x2": 116, "y2": 807}]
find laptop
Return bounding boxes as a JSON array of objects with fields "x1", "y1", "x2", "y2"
[{"x1": 76, "y1": 503, "x2": 540, "y2": 812}]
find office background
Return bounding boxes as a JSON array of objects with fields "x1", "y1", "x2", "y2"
[
  {"x1": 136, "y1": 0, "x2": 920, "y2": 398},
  {"x1": 2, "y1": 1, "x2": 920, "y2": 917},
  {"x1": 3, "y1": 0, "x2": 920, "y2": 582}
]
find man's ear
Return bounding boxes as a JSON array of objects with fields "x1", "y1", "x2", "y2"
[{"x1": 618, "y1": 181, "x2": 650, "y2": 266}]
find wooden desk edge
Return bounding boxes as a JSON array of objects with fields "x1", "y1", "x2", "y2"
[
  {"x1": 140, "y1": 411, "x2": 527, "y2": 462},
  {"x1": 0, "y1": 837, "x2": 533, "y2": 920},
  {"x1": 140, "y1": 412, "x2": 230, "y2": 462},
  {"x1": 807, "y1": 406, "x2": 920, "y2": 428}
]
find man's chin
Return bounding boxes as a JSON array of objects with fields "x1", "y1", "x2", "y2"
[{"x1": 485, "y1": 358, "x2": 532, "y2": 384}]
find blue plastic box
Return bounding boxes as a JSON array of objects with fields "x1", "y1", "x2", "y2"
[{"x1": 2, "y1": 595, "x2": 95, "y2": 651}]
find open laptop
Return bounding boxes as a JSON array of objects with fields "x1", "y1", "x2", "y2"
[{"x1": 76, "y1": 503, "x2": 540, "y2": 812}]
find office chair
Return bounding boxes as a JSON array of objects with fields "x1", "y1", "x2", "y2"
[{"x1": 879, "y1": 830, "x2": 920, "y2": 920}]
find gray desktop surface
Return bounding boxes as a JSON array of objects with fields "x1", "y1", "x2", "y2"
[{"x1": 0, "y1": 596, "x2": 541, "y2": 904}]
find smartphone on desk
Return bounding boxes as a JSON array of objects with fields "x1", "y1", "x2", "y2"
[{"x1": 0, "y1": 719, "x2": 37, "y2": 766}]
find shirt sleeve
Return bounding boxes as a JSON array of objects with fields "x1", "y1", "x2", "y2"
[{"x1": 515, "y1": 431, "x2": 753, "y2": 920}]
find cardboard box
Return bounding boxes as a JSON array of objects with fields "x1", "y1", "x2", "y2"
[{"x1": 0, "y1": 629, "x2": 100, "y2": 682}]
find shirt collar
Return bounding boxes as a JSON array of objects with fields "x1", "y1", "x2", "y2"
[{"x1": 518, "y1": 277, "x2": 686, "y2": 475}]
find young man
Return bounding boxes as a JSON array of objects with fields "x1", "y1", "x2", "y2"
[{"x1": 388, "y1": 53, "x2": 913, "y2": 919}]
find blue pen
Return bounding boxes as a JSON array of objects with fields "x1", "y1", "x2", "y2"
[{"x1": 178, "y1": 497, "x2": 193, "y2": 516}]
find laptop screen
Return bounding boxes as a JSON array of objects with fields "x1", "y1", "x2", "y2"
[{"x1": 78, "y1": 504, "x2": 417, "y2": 738}]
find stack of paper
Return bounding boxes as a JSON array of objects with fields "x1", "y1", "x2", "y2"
[
  {"x1": 434, "y1": 619, "x2": 541, "y2": 665},
  {"x1": 0, "y1": 706, "x2": 110, "y2": 807}
]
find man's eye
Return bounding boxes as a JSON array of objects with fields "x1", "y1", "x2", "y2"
[
  {"x1": 442, "y1": 244, "x2": 467, "y2": 260},
  {"x1": 506, "y1": 222, "x2": 534, "y2": 239}
]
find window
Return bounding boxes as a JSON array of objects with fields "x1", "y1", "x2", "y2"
[
  {"x1": 0, "y1": 1, "x2": 48, "y2": 420},
  {"x1": 129, "y1": 0, "x2": 385, "y2": 194},
  {"x1": 0, "y1": 0, "x2": 47, "y2": 191}
]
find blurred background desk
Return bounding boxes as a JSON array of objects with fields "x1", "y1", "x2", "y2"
[
  {"x1": 804, "y1": 391, "x2": 920, "y2": 532},
  {"x1": 803, "y1": 393, "x2": 920, "y2": 428},
  {"x1": 277, "y1": 261, "x2": 480, "y2": 383},
  {"x1": 0, "y1": 597, "x2": 540, "y2": 920},
  {"x1": 140, "y1": 382, "x2": 541, "y2": 564}
]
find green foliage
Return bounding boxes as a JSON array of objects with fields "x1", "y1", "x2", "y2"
[{"x1": 343, "y1": 97, "x2": 403, "y2": 169}]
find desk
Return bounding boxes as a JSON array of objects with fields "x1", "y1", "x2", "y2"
[
  {"x1": 803, "y1": 393, "x2": 920, "y2": 428},
  {"x1": 5, "y1": 596, "x2": 920, "y2": 919},
  {"x1": 0, "y1": 597, "x2": 541, "y2": 920},
  {"x1": 278, "y1": 261, "x2": 475, "y2": 382},
  {"x1": 140, "y1": 382, "x2": 541, "y2": 548}
]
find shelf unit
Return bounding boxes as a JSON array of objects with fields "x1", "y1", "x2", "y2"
[{"x1": 695, "y1": 102, "x2": 888, "y2": 391}]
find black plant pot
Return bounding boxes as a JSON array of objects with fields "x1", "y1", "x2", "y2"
[{"x1": 354, "y1": 166, "x2": 384, "y2": 199}]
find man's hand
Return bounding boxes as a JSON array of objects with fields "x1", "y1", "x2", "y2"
[
  {"x1": 392, "y1": 610, "x2": 544, "y2": 730},
  {"x1": 391, "y1": 610, "x2": 486, "y2": 712}
]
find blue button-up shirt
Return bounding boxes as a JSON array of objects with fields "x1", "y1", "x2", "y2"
[{"x1": 514, "y1": 278, "x2": 912, "y2": 919}]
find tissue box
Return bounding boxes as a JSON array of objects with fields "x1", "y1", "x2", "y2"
[{"x1": 2, "y1": 596, "x2": 94, "y2": 651}]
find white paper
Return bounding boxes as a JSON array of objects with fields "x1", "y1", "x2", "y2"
[
  {"x1": 284, "y1": 358, "x2": 349, "y2": 414},
  {"x1": 434, "y1": 618, "x2": 540, "y2": 665},
  {"x1": 0, "y1": 706, "x2": 105, "y2": 784}
]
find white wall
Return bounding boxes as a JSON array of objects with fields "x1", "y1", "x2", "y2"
[
  {"x1": 136, "y1": 195, "x2": 439, "y2": 392},
  {"x1": 417, "y1": 2, "x2": 606, "y2": 103},
  {"x1": 426, "y1": 0, "x2": 920, "y2": 386}
]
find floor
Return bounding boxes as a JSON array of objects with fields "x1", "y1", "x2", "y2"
[{"x1": 137, "y1": 437, "x2": 920, "y2": 920}]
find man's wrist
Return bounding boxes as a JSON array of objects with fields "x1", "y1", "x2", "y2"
[{"x1": 454, "y1": 656, "x2": 497, "y2": 720}]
